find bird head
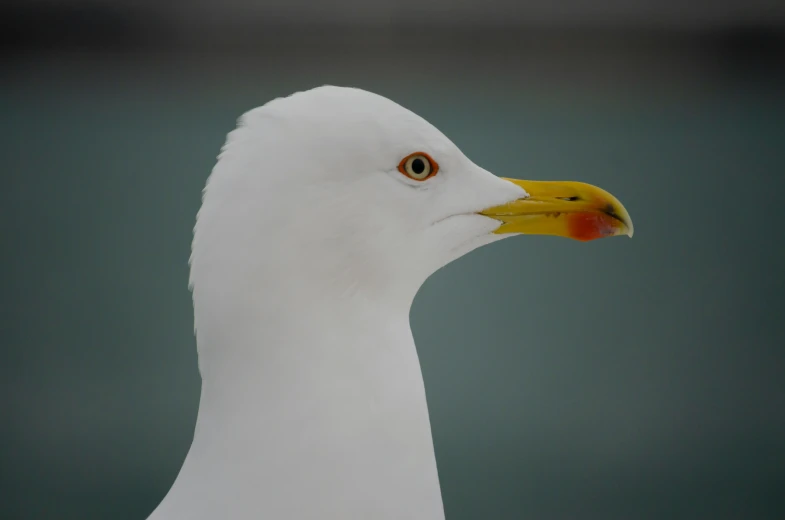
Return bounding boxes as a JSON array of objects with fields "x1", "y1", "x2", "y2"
[{"x1": 191, "y1": 86, "x2": 633, "y2": 302}]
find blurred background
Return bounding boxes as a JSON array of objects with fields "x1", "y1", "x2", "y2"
[{"x1": 2, "y1": 1, "x2": 785, "y2": 519}]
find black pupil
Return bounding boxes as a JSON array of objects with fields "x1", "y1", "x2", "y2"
[{"x1": 411, "y1": 158, "x2": 426, "y2": 175}]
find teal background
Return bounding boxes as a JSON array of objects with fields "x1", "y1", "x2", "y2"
[{"x1": 3, "y1": 40, "x2": 785, "y2": 519}]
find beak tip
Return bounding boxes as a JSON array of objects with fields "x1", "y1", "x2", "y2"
[{"x1": 623, "y1": 216, "x2": 634, "y2": 238}]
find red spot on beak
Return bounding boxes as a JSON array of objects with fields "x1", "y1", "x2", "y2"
[{"x1": 567, "y1": 212, "x2": 619, "y2": 242}]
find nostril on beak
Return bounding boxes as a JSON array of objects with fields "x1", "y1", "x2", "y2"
[{"x1": 557, "y1": 196, "x2": 580, "y2": 202}]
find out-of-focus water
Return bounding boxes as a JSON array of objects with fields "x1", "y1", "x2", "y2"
[{"x1": 2, "y1": 51, "x2": 784, "y2": 519}]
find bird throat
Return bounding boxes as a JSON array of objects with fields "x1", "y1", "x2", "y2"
[{"x1": 152, "y1": 297, "x2": 446, "y2": 519}]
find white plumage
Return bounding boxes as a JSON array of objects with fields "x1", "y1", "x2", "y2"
[{"x1": 148, "y1": 86, "x2": 631, "y2": 520}]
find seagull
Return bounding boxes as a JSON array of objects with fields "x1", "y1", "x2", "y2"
[{"x1": 147, "y1": 86, "x2": 633, "y2": 520}]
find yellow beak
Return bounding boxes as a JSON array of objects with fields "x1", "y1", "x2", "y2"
[{"x1": 479, "y1": 179, "x2": 634, "y2": 241}]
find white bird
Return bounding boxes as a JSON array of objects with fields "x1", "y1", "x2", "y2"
[{"x1": 148, "y1": 86, "x2": 633, "y2": 520}]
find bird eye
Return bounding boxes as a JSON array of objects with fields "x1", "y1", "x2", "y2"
[{"x1": 398, "y1": 152, "x2": 438, "y2": 181}]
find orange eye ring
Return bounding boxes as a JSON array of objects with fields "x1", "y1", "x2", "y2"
[{"x1": 398, "y1": 152, "x2": 439, "y2": 181}]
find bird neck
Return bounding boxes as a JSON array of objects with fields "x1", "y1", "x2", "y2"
[{"x1": 151, "y1": 294, "x2": 446, "y2": 520}]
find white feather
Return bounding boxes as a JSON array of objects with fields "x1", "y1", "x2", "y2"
[{"x1": 150, "y1": 86, "x2": 525, "y2": 520}]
